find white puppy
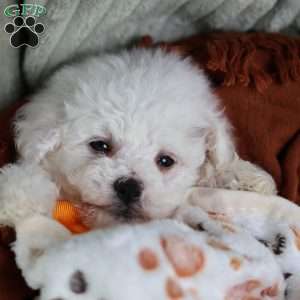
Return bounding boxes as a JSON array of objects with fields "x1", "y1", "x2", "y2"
[{"x1": 0, "y1": 48, "x2": 276, "y2": 228}]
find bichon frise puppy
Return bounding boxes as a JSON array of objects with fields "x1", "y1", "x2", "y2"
[{"x1": 0, "y1": 48, "x2": 276, "y2": 228}]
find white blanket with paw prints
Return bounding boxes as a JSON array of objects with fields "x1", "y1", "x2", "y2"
[{"x1": 14, "y1": 188, "x2": 300, "y2": 300}]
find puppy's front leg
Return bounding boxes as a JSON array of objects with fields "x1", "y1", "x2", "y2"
[
  {"x1": 0, "y1": 162, "x2": 59, "y2": 227},
  {"x1": 174, "y1": 204, "x2": 225, "y2": 236},
  {"x1": 14, "y1": 215, "x2": 71, "y2": 285}
]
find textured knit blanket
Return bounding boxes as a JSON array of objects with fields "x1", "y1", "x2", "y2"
[
  {"x1": 23, "y1": 0, "x2": 300, "y2": 87},
  {"x1": 13, "y1": 188, "x2": 300, "y2": 300},
  {"x1": 1, "y1": 0, "x2": 300, "y2": 109},
  {"x1": 0, "y1": 0, "x2": 300, "y2": 102}
]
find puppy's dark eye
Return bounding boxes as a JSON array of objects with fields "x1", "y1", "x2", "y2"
[
  {"x1": 156, "y1": 155, "x2": 175, "y2": 169},
  {"x1": 89, "y1": 140, "x2": 112, "y2": 155}
]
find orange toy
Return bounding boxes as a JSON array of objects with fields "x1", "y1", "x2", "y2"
[{"x1": 53, "y1": 199, "x2": 90, "y2": 234}]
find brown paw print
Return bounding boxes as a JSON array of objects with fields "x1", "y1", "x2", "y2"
[
  {"x1": 225, "y1": 279, "x2": 280, "y2": 300},
  {"x1": 230, "y1": 257, "x2": 243, "y2": 271},
  {"x1": 165, "y1": 277, "x2": 203, "y2": 300},
  {"x1": 166, "y1": 277, "x2": 184, "y2": 299},
  {"x1": 161, "y1": 235, "x2": 205, "y2": 277},
  {"x1": 138, "y1": 248, "x2": 159, "y2": 271},
  {"x1": 261, "y1": 283, "x2": 279, "y2": 297},
  {"x1": 137, "y1": 240, "x2": 204, "y2": 299},
  {"x1": 225, "y1": 280, "x2": 261, "y2": 300}
]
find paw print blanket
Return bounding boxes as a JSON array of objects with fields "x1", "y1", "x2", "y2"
[{"x1": 13, "y1": 188, "x2": 300, "y2": 300}]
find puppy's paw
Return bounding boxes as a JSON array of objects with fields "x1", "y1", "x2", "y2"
[
  {"x1": 14, "y1": 215, "x2": 71, "y2": 285},
  {"x1": 174, "y1": 205, "x2": 224, "y2": 236},
  {"x1": 0, "y1": 162, "x2": 59, "y2": 227}
]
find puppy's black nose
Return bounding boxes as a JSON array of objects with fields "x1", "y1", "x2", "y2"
[{"x1": 113, "y1": 177, "x2": 143, "y2": 205}]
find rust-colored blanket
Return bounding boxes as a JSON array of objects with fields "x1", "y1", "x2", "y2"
[{"x1": 0, "y1": 32, "x2": 300, "y2": 299}]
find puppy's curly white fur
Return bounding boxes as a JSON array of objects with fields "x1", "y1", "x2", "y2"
[{"x1": 0, "y1": 48, "x2": 276, "y2": 228}]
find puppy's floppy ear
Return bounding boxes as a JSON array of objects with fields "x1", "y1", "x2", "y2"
[{"x1": 14, "y1": 100, "x2": 61, "y2": 163}]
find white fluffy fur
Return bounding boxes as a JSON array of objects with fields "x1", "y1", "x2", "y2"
[
  {"x1": 1, "y1": 48, "x2": 276, "y2": 229},
  {"x1": 0, "y1": 162, "x2": 58, "y2": 227}
]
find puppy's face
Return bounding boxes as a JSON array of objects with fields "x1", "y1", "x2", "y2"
[
  {"x1": 48, "y1": 100, "x2": 206, "y2": 226},
  {"x1": 16, "y1": 49, "x2": 232, "y2": 227}
]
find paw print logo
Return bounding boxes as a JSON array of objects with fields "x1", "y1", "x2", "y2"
[{"x1": 4, "y1": 16, "x2": 44, "y2": 48}]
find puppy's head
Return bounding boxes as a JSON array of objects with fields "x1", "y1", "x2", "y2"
[{"x1": 15, "y1": 49, "x2": 234, "y2": 227}]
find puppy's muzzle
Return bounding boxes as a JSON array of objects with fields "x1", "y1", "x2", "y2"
[{"x1": 113, "y1": 177, "x2": 143, "y2": 206}]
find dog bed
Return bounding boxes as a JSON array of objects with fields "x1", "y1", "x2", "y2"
[{"x1": 0, "y1": 31, "x2": 300, "y2": 300}]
